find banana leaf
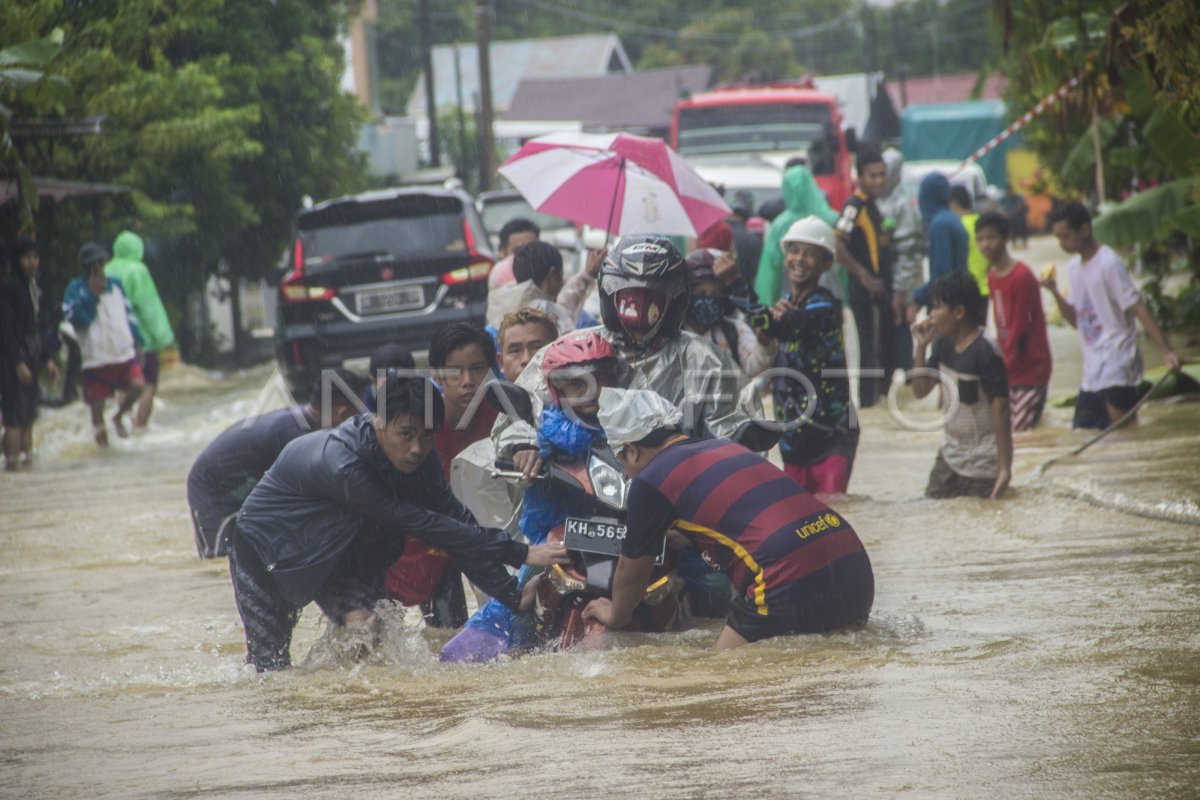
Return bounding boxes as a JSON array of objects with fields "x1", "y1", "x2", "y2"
[
  {"x1": 1143, "y1": 107, "x2": 1200, "y2": 177},
  {"x1": 0, "y1": 29, "x2": 63, "y2": 68},
  {"x1": 1093, "y1": 178, "x2": 1199, "y2": 247},
  {"x1": 1164, "y1": 204, "x2": 1200, "y2": 238}
]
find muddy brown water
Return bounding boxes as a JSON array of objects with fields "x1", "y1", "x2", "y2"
[{"x1": 3, "y1": 250, "x2": 1198, "y2": 799}]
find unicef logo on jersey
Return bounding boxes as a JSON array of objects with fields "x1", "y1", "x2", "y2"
[{"x1": 796, "y1": 513, "x2": 843, "y2": 540}]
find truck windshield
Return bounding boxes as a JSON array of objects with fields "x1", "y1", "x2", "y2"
[{"x1": 677, "y1": 102, "x2": 834, "y2": 161}]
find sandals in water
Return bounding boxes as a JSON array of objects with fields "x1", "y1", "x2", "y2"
[{"x1": 93, "y1": 423, "x2": 110, "y2": 447}]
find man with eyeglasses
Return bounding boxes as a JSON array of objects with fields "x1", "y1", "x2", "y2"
[{"x1": 384, "y1": 323, "x2": 500, "y2": 626}]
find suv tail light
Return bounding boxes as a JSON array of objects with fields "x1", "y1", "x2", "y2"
[
  {"x1": 441, "y1": 220, "x2": 493, "y2": 285},
  {"x1": 281, "y1": 238, "x2": 336, "y2": 302},
  {"x1": 442, "y1": 261, "x2": 492, "y2": 285}
]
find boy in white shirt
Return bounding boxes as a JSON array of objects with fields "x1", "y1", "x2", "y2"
[
  {"x1": 1042, "y1": 202, "x2": 1181, "y2": 429},
  {"x1": 62, "y1": 243, "x2": 145, "y2": 446}
]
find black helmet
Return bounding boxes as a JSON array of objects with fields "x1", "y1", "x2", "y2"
[{"x1": 597, "y1": 235, "x2": 689, "y2": 351}]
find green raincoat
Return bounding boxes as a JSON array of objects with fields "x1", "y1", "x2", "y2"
[
  {"x1": 754, "y1": 165, "x2": 840, "y2": 306},
  {"x1": 104, "y1": 231, "x2": 175, "y2": 353}
]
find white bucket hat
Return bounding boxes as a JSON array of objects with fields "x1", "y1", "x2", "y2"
[{"x1": 597, "y1": 387, "x2": 682, "y2": 449}]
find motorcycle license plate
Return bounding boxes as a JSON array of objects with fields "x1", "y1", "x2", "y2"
[{"x1": 563, "y1": 517, "x2": 664, "y2": 564}]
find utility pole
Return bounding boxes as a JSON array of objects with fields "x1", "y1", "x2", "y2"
[
  {"x1": 419, "y1": 0, "x2": 440, "y2": 167},
  {"x1": 452, "y1": 41, "x2": 470, "y2": 186},
  {"x1": 862, "y1": 2, "x2": 875, "y2": 137},
  {"x1": 931, "y1": 3, "x2": 941, "y2": 90},
  {"x1": 474, "y1": 0, "x2": 496, "y2": 191}
]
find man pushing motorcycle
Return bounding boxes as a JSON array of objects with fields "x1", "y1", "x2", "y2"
[{"x1": 583, "y1": 389, "x2": 875, "y2": 650}]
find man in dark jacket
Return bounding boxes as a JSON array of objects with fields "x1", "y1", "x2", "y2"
[
  {"x1": 835, "y1": 145, "x2": 895, "y2": 408},
  {"x1": 229, "y1": 375, "x2": 567, "y2": 671},
  {"x1": 187, "y1": 367, "x2": 367, "y2": 559},
  {"x1": 1, "y1": 238, "x2": 59, "y2": 470}
]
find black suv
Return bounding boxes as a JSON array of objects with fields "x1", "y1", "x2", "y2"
[{"x1": 273, "y1": 186, "x2": 494, "y2": 395}]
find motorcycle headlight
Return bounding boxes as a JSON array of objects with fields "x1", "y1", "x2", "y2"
[{"x1": 588, "y1": 454, "x2": 628, "y2": 511}]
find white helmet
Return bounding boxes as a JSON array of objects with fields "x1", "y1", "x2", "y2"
[{"x1": 780, "y1": 215, "x2": 836, "y2": 258}]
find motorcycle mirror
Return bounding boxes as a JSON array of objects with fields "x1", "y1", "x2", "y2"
[
  {"x1": 485, "y1": 380, "x2": 536, "y2": 427},
  {"x1": 844, "y1": 126, "x2": 858, "y2": 155},
  {"x1": 731, "y1": 419, "x2": 783, "y2": 453},
  {"x1": 680, "y1": 401, "x2": 710, "y2": 439}
]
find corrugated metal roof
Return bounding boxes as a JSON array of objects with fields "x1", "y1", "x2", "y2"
[
  {"x1": 502, "y1": 66, "x2": 713, "y2": 132},
  {"x1": 407, "y1": 33, "x2": 631, "y2": 117},
  {"x1": 885, "y1": 72, "x2": 1007, "y2": 108}
]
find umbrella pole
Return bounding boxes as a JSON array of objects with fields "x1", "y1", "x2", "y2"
[{"x1": 603, "y1": 157, "x2": 624, "y2": 249}]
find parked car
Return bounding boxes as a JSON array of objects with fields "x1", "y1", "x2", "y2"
[
  {"x1": 476, "y1": 189, "x2": 579, "y2": 254},
  {"x1": 272, "y1": 186, "x2": 494, "y2": 396},
  {"x1": 683, "y1": 153, "x2": 785, "y2": 217},
  {"x1": 900, "y1": 160, "x2": 993, "y2": 211}
]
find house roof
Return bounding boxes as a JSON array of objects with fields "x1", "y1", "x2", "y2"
[
  {"x1": 0, "y1": 177, "x2": 128, "y2": 205},
  {"x1": 885, "y1": 72, "x2": 1007, "y2": 108},
  {"x1": 502, "y1": 66, "x2": 713, "y2": 132},
  {"x1": 407, "y1": 33, "x2": 632, "y2": 117}
]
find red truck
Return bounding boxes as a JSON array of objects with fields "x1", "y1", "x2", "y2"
[{"x1": 670, "y1": 80, "x2": 858, "y2": 213}]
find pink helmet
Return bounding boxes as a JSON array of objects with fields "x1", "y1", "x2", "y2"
[{"x1": 541, "y1": 330, "x2": 617, "y2": 402}]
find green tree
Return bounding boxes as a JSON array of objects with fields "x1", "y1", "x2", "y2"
[
  {"x1": 996, "y1": 0, "x2": 1200, "y2": 330},
  {"x1": 2, "y1": 0, "x2": 366, "y2": 362},
  {"x1": 0, "y1": 25, "x2": 64, "y2": 232}
]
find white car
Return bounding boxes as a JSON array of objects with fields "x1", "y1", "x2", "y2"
[
  {"x1": 683, "y1": 153, "x2": 788, "y2": 217},
  {"x1": 475, "y1": 189, "x2": 579, "y2": 255},
  {"x1": 900, "y1": 160, "x2": 993, "y2": 211}
]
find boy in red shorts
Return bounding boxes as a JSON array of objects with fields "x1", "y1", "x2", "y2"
[
  {"x1": 62, "y1": 243, "x2": 145, "y2": 446},
  {"x1": 584, "y1": 388, "x2": 874, "y2": 650}
]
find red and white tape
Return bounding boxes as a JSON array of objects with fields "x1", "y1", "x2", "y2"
[{"x1": 955, "y1": 75, "x2": 1082, "y2": 171}]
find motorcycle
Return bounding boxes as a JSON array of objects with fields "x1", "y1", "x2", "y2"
[
  {"x1": 487, "y1": 381, "x2": 683, "y2": 652},
  {"x1": 484, "y1": 381, "x2": 782, "y2": 652}
]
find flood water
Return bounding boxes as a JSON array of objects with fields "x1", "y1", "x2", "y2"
[{"x1": 3, "y1": 244, "x2": 1198, "y2": 798}]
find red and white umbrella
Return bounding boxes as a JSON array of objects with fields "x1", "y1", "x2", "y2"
[{"x1": 498, "y1": 131, "x2": 730, "y2": 238}]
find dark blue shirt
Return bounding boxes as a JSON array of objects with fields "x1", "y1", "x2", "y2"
[
  {"x1": 186, "y1": 406, "x2": 316, "y2": 530},
  {"x1": 236, "y1": 415, "x2": 527, "y2": 609},
  {"x1": 771, "y1": 287, "x2": 857, "y2": 465}
]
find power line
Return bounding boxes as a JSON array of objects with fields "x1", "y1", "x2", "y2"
[
  {"x1": 512, "y1": 0, "x2": 857, "y2": 43},
  {"x1": 505, "y1": 0, "x2": 850, "y2": 29}
]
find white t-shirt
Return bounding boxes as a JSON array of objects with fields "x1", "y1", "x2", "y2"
[
  {"x1": 81, "y1": 286, "x2": 138, "y2": 370},
  {"x1": 1066, "y1": 245, "x2": 1143, "y2": 391}
]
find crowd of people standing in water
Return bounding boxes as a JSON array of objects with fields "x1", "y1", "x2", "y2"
[{"x1": 1, "y1": 142, "x2": 1182, "y2": 669}]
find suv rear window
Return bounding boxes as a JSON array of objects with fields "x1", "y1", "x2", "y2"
[{"x1": 298, "y1": 195, "x2": 467, "y2": 263}]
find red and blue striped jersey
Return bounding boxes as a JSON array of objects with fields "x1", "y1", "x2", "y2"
[{"x1": 622, "y1": 438, "x2": 870, "y2": 616}]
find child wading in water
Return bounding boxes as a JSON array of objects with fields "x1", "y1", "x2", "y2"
[
  {"x1": 911, "y1": 272, "x2": 1013, "y2": 499},
  {"x1": 976, "y1": 210, "x2": 1052, "y2": 431},
  {"x1": 62, "y1": 243, "x2": 145, "y2": 446},
  {"x1": 762, "y1": 215, "x2": 858, "y2": 493}
]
